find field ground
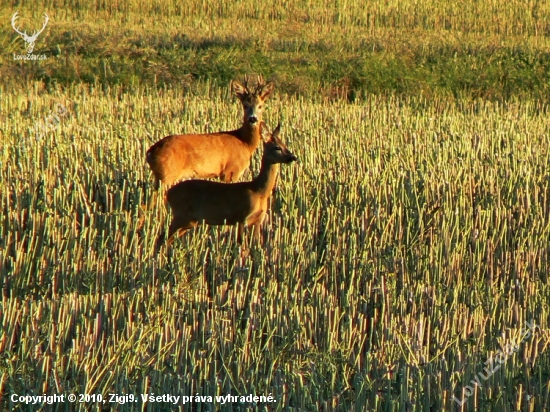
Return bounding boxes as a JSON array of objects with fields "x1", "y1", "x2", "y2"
[
  {"x1": 2, "y1": 0, "x2": 550, "y2": 101},
  {"x1": 2, "y1": 1, "x2": 550, "y2": 411}
]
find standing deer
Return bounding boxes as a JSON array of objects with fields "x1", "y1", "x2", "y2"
[
  {"x1": 146, "y1": 75, "x2": 275, "y2": 190},
  {"x1": 159, "y1": 122, "x2": 297, "y2": 249}
]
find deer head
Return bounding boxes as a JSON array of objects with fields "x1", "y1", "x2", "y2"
[
  {"x1": 12, "y1": 12, "x2": 49, "y2": 54},
  {"x1": 231, "y1": 75, "x2": 275, "y2": 126}
]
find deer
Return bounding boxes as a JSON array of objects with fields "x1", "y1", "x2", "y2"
[
  {"x1": 11, "y1": 12, "x2": 49, "y2": 54},
  {"x1": 146, "y1": 75, "x2": 275, "y2": 191},
  {"x1": 157, "y1": 122, "x2": 297, "y2": 250}
]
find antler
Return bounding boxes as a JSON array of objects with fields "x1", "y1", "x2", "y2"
[
  {"x1": 11, "y1": 12, "x2": 28, "y2": 39},
  {"x1": 11, "y1": 12, "x2": 48, "y2": 42},
  {"x1": 240, "y1": 74, "x2": 270, "y2": 95},
  {"x1": 254, "y1": 74, "x2": 267, "y2": 95},
  {"x1": 242, "y1": 74, "x2": 251, "y2": 93},
  {"x1": 30, "y1": 14, "x2": 49, "y2": 41}
]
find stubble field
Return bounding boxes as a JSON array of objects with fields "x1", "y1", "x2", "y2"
[{"x1": 2, "y1": 0, "x2": 550, "y2": 411}]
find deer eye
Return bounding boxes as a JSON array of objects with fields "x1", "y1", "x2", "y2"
[{"x1": 274, "y1": 146, "x2": 282, "y2": 151}]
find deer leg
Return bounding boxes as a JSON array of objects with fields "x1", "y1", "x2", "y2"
[
  {"x1": 252, "y1": 212, "x2": 267, "y2": 244},
  {"x1": 253, "y1": 219, "x2": 262, "y2": 241},
  {"x1": 236, "y1": 223, "x2": 251, "y2": 261},
  {"x1": 145, "y1": 175, "x2": 164, "y2": 213},
  {"x1": 165, "y1": 219, "x2": 195, "y2": 246},
  {"x1": 243, "y1": 210, "x2": 264, "y2": 243},
  {"x1": 236, "y1": 223, "x2": 245, "y2": 245},
  {"x1": 220, "y1": 170, "x2": 237, "y2": 183},
  {"x1": 154, "y1": 229, "x2": 166, "y2": 256}
]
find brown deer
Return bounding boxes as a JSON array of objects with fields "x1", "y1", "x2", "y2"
[
  {"x1": 146, "y1": 75, "x2": 275, "y2": 190},
  {"x1": 160, "y1": 122, "x2": 297, "y2": 248}
]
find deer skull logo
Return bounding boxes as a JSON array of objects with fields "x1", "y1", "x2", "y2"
[{"x1": 12, "y1": 12, "x2": 49, "y2": 54}]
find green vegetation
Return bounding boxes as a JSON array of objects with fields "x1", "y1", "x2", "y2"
[
  {"x1": 2, "y1": 0, "x2": 550, "y2": 100},
  {"x1": 1, "y1": 0, "x2": 550, "y2": 411}
]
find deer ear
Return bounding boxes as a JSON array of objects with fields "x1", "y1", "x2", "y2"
[
  {"x1": 260, "y1": 122, "x2": 271, "y2": 142},
  {"x1": 272, "y1": 122, "x2": 281, "y2": 140},
  {"x1": 259, "y1": 81, "x2": 275, "y2": 100},
  {"x1": 231, "y1": 80, "x2": 247, "y2": 98}
]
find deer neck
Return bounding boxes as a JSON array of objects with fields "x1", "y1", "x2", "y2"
[
  {"x1": 238, "y1": 121, "x2": 261, "y2": 148},
  {"x1": 252, "y1": 159, "x2": 280, "y2": 195}
]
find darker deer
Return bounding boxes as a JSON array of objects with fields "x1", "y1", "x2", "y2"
[
  {"x1": 158, "y1": 122, "x2": 297, "y2": 249},
  {"x1": 146, "y1": 75, "x2": 275, "y2": 190}
]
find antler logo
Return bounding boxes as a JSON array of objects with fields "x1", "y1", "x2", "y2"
[{"x1": 12, "y1": 11, "x2": 49, "y2": 54}]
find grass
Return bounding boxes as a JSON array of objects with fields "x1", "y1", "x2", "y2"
[
  {"x1": 2, "y1": 0, "x2": 550, "y2": 100},
  {"x1": 1, "y1": 0, "x2": 550, "y2": 411},
  {"x1": 2, "y1": 83, "x2": 550, "y2": 410}
]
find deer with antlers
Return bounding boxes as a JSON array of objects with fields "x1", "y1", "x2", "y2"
[
  {"x1": 146, "y1": 75, "x2": 275, "y2": 190},
  {"x1": 11, "y1": 12, "x2": 49, "y2": 54}
]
